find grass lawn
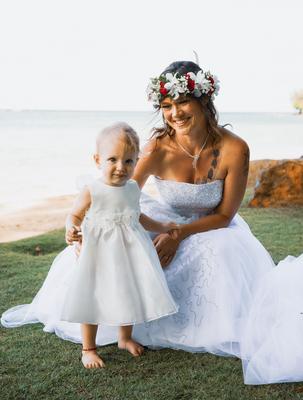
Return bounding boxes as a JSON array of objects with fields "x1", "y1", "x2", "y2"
[{"x1": 1, "y1": 195, "x2": 303, "y2": 400}]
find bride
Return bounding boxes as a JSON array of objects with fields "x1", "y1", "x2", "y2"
[{"x1": 2, "y1": 60, "x2": 302, "y2": 385}]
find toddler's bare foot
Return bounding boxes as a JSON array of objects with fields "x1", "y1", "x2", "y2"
[
  {"x1": 81, "y1": 350, "x2": 105, "y2": 369},
  {"x1": 118, "y1": 338, "x2": 144, "y2": 357}
]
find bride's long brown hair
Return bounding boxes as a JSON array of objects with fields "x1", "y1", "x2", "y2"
[{"x1": 150, "y1": 61, "x2": 222, "y2": 145}]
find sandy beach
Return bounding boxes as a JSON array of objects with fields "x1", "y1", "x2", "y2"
[{"x1": 0, "y1": 195, "x2": 75, "y2": 243}]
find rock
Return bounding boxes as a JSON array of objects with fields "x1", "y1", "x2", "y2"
[
  {"x1": 247, "y1": 160, "x2": 281, "y2": 188},
  {"x1": 249, "y1": 160, "x2": 303, "y2": 207}
]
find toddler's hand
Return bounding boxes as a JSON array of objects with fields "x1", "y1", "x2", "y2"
[
  {"x1": 65, "y1": 225, "x2": 82, "y2": 245},
  {"x1": 168, "y1": 228, "x2": 181, "y2": 240},
  {"x1": 162, "y1": 222, "x2": 179, "y2": 231},
  {"x1": 162, "y1": 222, "x2": 181, "y2": 240}
]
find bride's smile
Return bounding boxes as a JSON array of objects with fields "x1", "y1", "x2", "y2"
[{"x1": 161, "y1": 96, "x2": 208, "y2": 140}]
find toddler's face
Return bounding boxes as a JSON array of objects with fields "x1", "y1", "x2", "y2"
[{"x1": 94, "y1": 136, "x2": 138, "y2": 186}]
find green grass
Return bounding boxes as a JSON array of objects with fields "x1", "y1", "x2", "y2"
[{"x1": 1, "y1": 198, "x2": 303, "y2": 400}]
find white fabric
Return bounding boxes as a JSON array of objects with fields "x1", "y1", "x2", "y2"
[
  {"x1": 1, "y1": 177, "x2": 303, "y2": 385},
  {"x1": 241, "y1": 254, "x2": 303, "y2": 385}
]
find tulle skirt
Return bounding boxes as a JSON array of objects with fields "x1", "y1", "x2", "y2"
[{"x1": 61, "y1": 221, "x2": 178, "y2": 325}]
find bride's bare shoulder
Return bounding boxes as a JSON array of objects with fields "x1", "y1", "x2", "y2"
[
  {"x1": 134, "y1": 135, "x2": 172, "y2": 185},
  {"x1": 217, "y1": 127, "x2": 250, "y2": 178},
  {"x1": 218, "y1": 126, "x2": 249, "y2": 156}
]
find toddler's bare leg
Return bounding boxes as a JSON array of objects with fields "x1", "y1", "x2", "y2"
[
  {"x1": 81, "y1": 324, "x2": 105, "y2": 368},
  {"x1": 118, "y1": 325, "x2": 144, "y2": 356}
]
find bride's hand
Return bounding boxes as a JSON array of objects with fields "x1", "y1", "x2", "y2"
[{"x1": 153, "y1": 233, "x2": 181, "y2": 268}]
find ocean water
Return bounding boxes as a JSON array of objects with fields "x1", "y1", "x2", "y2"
[{"x1": 0, "y1": 110, "x2": 302, "y2": 213}]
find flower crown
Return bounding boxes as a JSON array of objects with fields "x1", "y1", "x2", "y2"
[{"x1": 147, "y1": 70, "x2": 220, "y2": 106}]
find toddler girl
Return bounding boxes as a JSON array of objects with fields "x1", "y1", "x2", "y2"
[{"x1": 63, "y1": 122, "x2": 178, "y2": 368}]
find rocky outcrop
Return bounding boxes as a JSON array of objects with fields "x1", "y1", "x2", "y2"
[
  {"x1": 248, "y1": 159, "x2": 303, "y2": 207},
  {"x1": 247, "y1": 160, "x2": 280, "y2": 188}
]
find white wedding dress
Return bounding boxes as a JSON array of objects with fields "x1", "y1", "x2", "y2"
[{"x1": 1, "y1": 176, "x2": 303, "y2": 385}]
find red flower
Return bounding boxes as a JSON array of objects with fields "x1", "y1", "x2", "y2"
[
  {"x1": 160, "y1": 81, "x2": 168, "y2": 96},
  {"x1": 186, "y1": 74, "x2": 195, "y2": 91},
  {"x1": 208, "y1": 76, "x2": 214, "y2": 85}
]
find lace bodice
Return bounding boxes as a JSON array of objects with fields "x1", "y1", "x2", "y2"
[{"x1": 154, "y1": 176, "x2": 224, "y2": 218}]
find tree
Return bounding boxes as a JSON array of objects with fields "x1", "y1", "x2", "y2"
[{"x1": 291, "y1": 90, "x2": 303, "y2": 114}]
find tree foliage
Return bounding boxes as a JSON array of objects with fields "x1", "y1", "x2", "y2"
[{"x1": 291, "y1": 90, "x2": 303, "y2": 114}]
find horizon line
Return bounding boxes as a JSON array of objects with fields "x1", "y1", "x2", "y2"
[{"x1": 0, "y1": 108, "x2": 297, "y2": 114}]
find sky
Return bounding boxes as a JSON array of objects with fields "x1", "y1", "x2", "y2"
[{"x1": 0, "y1": 0, "x2": 302, "y2": 112}]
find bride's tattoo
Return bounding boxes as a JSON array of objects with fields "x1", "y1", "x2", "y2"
[
  {"x1": 195, "y1": 149, "x2": 220, "y2": 184},
  {"x1": 243, "y1": 149, "x2": 250, "y2": 177},
  {"x1": 206, "y1": 149, "x2": 220, "y2": 181}
]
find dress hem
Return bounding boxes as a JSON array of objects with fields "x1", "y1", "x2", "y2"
[{"x1": 61, "y1": 306, "x2": 179, "y2": 326}]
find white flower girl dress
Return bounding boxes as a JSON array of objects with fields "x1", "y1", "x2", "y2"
[{"x1": 1, "y1": 178, "x2": 178, "y2": 332}]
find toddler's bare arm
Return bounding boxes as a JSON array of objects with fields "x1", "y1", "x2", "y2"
[
  {"x1": 65, "y1": 187, "x2": 91, "y2": 245},
  {"x1": 139, "y1": 213, "x2": 179, "y2": 234}
]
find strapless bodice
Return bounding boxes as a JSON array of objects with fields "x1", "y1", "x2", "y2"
[{"x1": 153, "y1": 176, "x2": 224, "y2": 218}]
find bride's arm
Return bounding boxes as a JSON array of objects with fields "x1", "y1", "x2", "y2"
[{"x1": 133, "y1": 138, "x2": 169, "y2": 187}]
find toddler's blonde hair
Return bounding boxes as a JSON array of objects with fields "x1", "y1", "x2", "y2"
[{"x1": 96, "y1": 122, "x2": 140, "y2": 154}]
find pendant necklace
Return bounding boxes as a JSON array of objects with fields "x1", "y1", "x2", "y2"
[{"x1": 175, "y1": 133, "x2": 209, "y2": 169}]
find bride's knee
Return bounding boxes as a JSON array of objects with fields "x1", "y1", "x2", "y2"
[{"x1": 201, "y1": 230, "x2": 233, "y2": 256}]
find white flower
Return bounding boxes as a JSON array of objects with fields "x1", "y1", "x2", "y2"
[
  {"x1": 194, "y1": 71, "x2": 210, "y2": 94},
  {"x1": 164, "y1": 73, "x2": 189, "y2": 99},
  {"x1": 212, "y1": 75, "x2": 220, "y2": 96},
  {"x1": 146, "y1": 78, "x2": 161, "y2": 105}
]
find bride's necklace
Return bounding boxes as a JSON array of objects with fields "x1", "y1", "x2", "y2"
[{"x1": 175, "y1": 133, "x2": 209, "y2": 169}]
